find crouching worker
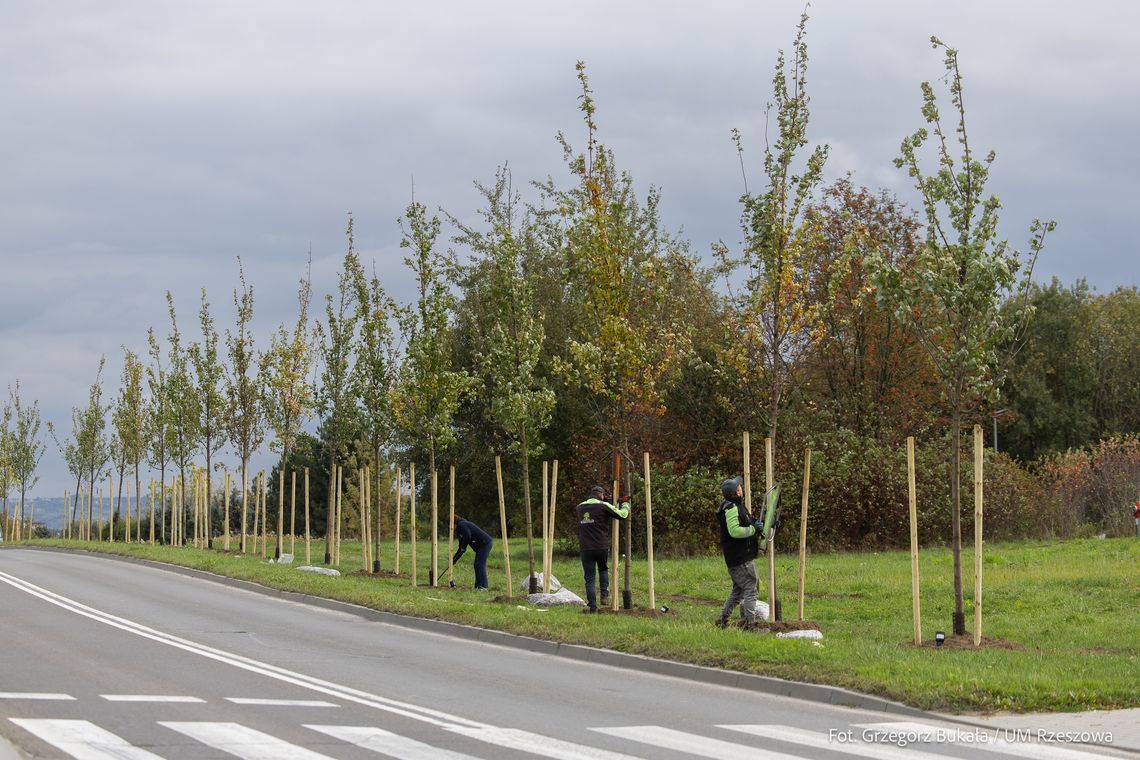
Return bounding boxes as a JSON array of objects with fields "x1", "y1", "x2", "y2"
[
  {"x1": 452, "y1": 515, "x2": 493, "y2": 591},
  {"x1": 716, "y1": 476, "x2": 763, "y2": 628},
  {"x1": 576, "y1": 485, "x2": 629, "y2": 613}
]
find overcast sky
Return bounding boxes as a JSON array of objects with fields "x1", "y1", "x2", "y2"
[{"x1": 3, "y1": 1, "x2": 1136, "y2": 498}]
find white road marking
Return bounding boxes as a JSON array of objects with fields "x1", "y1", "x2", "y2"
[
  {"x1": 226, "y1": 698, "x2": 337, "y2": 707},
  {"x1": 160, "y1": 721, "x2": 335, "y2": 760},
  {"x1": 591, "y1": 725, "x2": 797, "y2": 759},
  {"x1": 10, "y1": 718, "x2": 165, "y2": 760},
  {"x1": 101, "y1": 694, "x2": 205, "y2": 703},
  {"x1": 0, "y1": 570, "x2": 649, "y2": 760},
  {"x1": 858, "y1": 722, "x2": 1111, "y2": 760},
  {"x1": 306, "y1": 724, "x2": 480, "y2": 760},
  {"x1": 450, "y1": 726, "x2": 647, "y2": 760},
  {"x1": 721, "y1": 724, "x2": 935, "y2": 760},
  {"x1": 0, "y1": 692, "x2": 75, "y2": 700}
]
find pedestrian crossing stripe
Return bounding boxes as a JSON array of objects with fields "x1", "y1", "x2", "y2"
[{"x1": 7, "y1": 718, "x2": 1119, "y2": 760}]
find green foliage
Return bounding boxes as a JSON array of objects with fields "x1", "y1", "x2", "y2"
[
  {"x1": 189, "y1": 290, "x2": 226, "y2": 473},
  {"x1": 719, "y1": 11, "x2": 830, "y2": 445},
  {"x1": 454, "y1": 165, "x2": 555, "y2": 455},
  {"x1": 394, "y1": 199, "x2": 473, "y2": 471},
  {"x1": 164, "y1": 292, "x2": 201, "y2": 477},
  {"x1": 223, "y1": 259, "x2": 265, "y2": 477},
  {"x1": 262, "y1": 270, "x2": 315, "y2": 464},
  {"x1": 7, "y1": 381, "x2": 45, "y2": 499},
  {"x1": 316, "y1": 218, "x2": 365, "y2": 465}
]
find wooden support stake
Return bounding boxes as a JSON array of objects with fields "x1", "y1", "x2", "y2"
[
  {"x1": 304, "y1": 467, "x2": 311, "y2": 565},
  {"x1": 908, "y1": 436, "x2": 921, "y2": 645},
  {"x1": 446, "y1": 465, "x2": 455, "y2": 585},
  {"x1": 797, "y1": 448, "x2": 812, "y2": 621},
  {"x1": 261, "y1": 471, "x2": 268, "y2": 558},
  {"x1": 430, "y1": 468, "x2": 438, "y2": 587},
  {"x1": 766, "y1": 437, "x2": 776, "y2": 621},
  {"x1": 542, "y1": 460, "x2": 550, "y2": 593},
  {"x1": 124, "y1": 478, "x2": 131, "y2": 544},
  {"x1": 410, "y1": 462, "x2": 417, "y2": 587},
  {"x1": 495, "y1": 455, "x2": 512, "y2": 598},
  {"x1": 644, "y1": 452, "x2": 655, "y2": 612},
  {"x1": 549, "y1": 460, "x2": 559, "y2": 592},
  {"x1": 276, "y1": 468, "x2": 285, "y2": 560},
  {"x1": 974, "y1": 424, "x2": 984, "y2": 648},
  {"x1": 394, "y1": 468, "x2": 402, "y2": 575},
  {"x1": 335, "y1": 465, "x2": 344, "y2": 566},
  {"x1": 223, "y1": 470, "x2": 230, "y2": 551},
  {"x1": 611, "y1": 474, "x2": 619, "y2": 611},
  {"x1": 360, "y1": 468, "x2": 368, "y2": 572},
  {"x1": 290, "y1": 470, "x2": 297, "y2": 557},
  {"x1": 149, "y1": 481, "x2": 156, "y2": 545},
  {"x1": 251, "y1": 473, "x2": 260, "y2": 554}
]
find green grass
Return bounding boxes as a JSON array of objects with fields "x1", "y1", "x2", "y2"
[{"x1": 8, "y1": 535, "x2": 1138, "y2": 714}]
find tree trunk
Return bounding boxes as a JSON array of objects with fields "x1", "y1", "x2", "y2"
[
  {"x1": 951, "y1": 405, "x2": 965, "y2": 635},
  {"x1": 520, "y1": 427, "x2": 536, "y2": 594},
  {"x1": 373, "y1": 442, "x2": 381, "y2": 573},
  {"x1": 240, "y1": 461, "x2": 249, "y2": 553},
  {"x1": 205, "y1": 444, "x2": 213, "y2": 549},
  {"x1": 325, "y1": 451, "x2": 335, "y2": 564}
]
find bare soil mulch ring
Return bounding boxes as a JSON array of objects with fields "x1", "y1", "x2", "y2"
[
  {"x1": 908, "y1": 634, "x2": 1024, "y2": 651},
  {"x1": 744, "y1": 620, "x2": 823, "y2": 633}
]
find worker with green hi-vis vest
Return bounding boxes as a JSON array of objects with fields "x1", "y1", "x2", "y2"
[
  {"x1": 715, "y1": 475, "x2": 765, "y2": 628},
  {"x1": 576, "y1": 485, "x2": 630, "y2": 613}
]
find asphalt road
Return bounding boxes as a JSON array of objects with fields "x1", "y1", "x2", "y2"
[{"x1": 0, "y1": 549, "x2": 1126, "y2": 760}]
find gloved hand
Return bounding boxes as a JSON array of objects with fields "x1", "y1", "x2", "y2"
[
  {"x1": 752, "y1": 517, "x2": 763, "y2": 529},
  {"x1": 621, "y1": 494, "x2": 631, "y2": 505}
]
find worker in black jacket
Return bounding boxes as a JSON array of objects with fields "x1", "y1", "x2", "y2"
[
  {"x1": 576, "y1": 485, "x2": 630, "y2": 613},
  {"x1": 452, "y1": 515, "x2": 493, "y2": 591},
  {"x1": 715, "y1": 476, "x2": 763, "y2": 628}
]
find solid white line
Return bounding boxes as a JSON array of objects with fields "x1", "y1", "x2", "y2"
[
  {"x1": 591, "y1": 725, "x2": 797, "y2": 759},
  {"x1": 161, "y1": 721, "x2": 335, "y2": 760},
  {"x1": 10, "y1": 718, "x2": 166, "y2": 760},
  {"x1": 857, "y1": 722, "x2": 1110, "y2": 760},
  {"x1": 226, "y1": 698, "x2": 337, "y2": 707},
  {"x1": 0, "y1": 692, "x2": 75, "y2": 700},
  {"x1": 306, "y1": 724, "x2": 480, "y2": 760},
  {"x1": 452, "y1": 726, "x2": 648, "y2": 760},
  {"x1": 101, "y1": 694, "x2": 205, "y2": 703},
  {"x1": 721, "y1": 724, "x2": 934, "y2": 760}
]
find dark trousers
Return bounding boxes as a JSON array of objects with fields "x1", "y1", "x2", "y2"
[
  {"x1": 580, "y1": 548, "x2": 609, "y2": 610},
  {"x1": 473, "y1": 541, "x2": 492, "y2": 590}
]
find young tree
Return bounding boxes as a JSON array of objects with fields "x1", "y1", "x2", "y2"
[
  {"x1": 352, "y1": 260, "x2": 402, "y2": 570},
  {"x1": 454, "y1": 165, "x2": 555, "y2": 591},
  {"x1": 190, "y1": 289, "x2": 226, "y2": 548},
  {"x1": 875, "y1": 38, "x2": 1054, "y2": 635},
  {"x1": 316, "y1": 218, "x2": 364, "y2": 561},
  {"x1": 165, "y1": 293, "x2": 202, "y2": 545},
  {"x1": 394, "y1": 200, "x2": 473, "y2": 485},
  {"x1": 718, "y1": 11, "x2": 829, "y2": 449},
  {"x1": 9, "y1": 382, "x2": 46, "y2": 539},
  {"x1": 1, "y1": 404, "x2": 11, "y2": 538},
  {"x1": 262, "y1": 269, "x2": 315, "y2": 560},
  {"x1": 112, "y1": 348, "x2": 146, "y2": 538},
  {"x1": 224, "y1": 261, "x2": 265, "y2": 553},
  {"x1": 78, "y1": 358, "x2": 111, "y2": 538},
  {"x1": 146, "y1": 327, "x2": 175, "y2": 543}
]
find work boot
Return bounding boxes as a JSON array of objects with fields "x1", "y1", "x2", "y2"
[
  {"x1": 582, "y1": 606, "x2": 597, "y2": 614},
  {"x1": 714, "y1": 616, "x2": 728, "y2": 629}
]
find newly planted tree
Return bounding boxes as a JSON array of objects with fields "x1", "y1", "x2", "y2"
[
  {"x1": 224, "y1": 261, "x2": 265, "y2": 553},
  {"x1": 875, "y1": 38, "x2": 1054, "y2": 634},
  {"x1": 78, "y1": 358, "x2": 110, "y2": 539},
  {"x1": 190, "y1": 289, "x2": 226, "y2": 548},
  {"x1": 146, "y1": 328, "x2": 175, "y2": 543},
  {"x1": 112, "y1": 349, "x2": 146, "y2": 540},
  {"x1": 718, "y1": 11, "x2": 829, "y2": 449},
  {"x1": 454, "y1": 165, "x2": 555, "y2": 592},
  {"x1": 352, "y1": 261, "x2": 402, "y2": 571},
  {"x1": 263, "y1": 270, "x2": 315, "y2": 560},
  {"x1": 8, "y1": 383, "x2": 45, "y2": 540},
  {"x1": 316, "y1": 218, "x2": 364, "y2": 562},
  {"x1": 165, "y1": 293, "x2": 201, "y2": 546},
  {"x1": 1, "y1": 404, "x2": 12, "y2": 538},
  {"x1": 394, "y1": 199, "x2": 472, "y2": 550}
]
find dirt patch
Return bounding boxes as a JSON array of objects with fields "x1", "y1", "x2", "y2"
[
  {"x1": 347, "y1": 569, "x2": 403, "y2": 579},
  {"x1": 908, "y1": 634, "x2": 1024, "y2": 651},
  {"x1": 744, "y1": 620, "x2": 823, "y2": 633}
]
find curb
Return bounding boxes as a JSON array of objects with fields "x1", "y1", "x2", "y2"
[{"x1": 0, "y1": 546, "x2": 949, "y2": 719}]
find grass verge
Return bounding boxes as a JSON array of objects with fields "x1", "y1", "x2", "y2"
[{"x1": 6, "y1": 535, "x2": 1137, "y2": 714}]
